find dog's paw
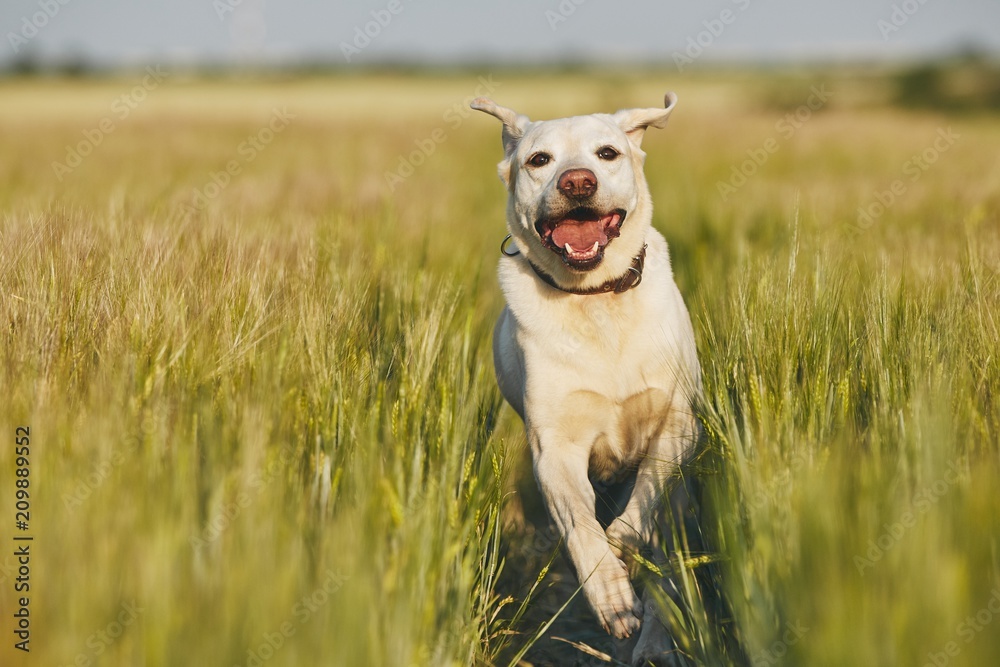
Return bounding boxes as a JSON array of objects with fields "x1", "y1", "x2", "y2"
[
  {"x1": 606, "y1": 519, "x2": 646, "y2": 561},
  {"x1": 632, "y1": 648, "x2": 689, "y2": 667},
  {"x1": 631, "y1": 599, "x2": 690, "y2": 667},
  {"x1": 632, "y1": 645, "x2": 690, "y2": 667},
  {"x1": 583, "y1": 555, "x2": 642, "y2": 639}
]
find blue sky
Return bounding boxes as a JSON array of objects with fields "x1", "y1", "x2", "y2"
[{"x1": 3, "y1": 0, "x2": 999, "y2": 68}]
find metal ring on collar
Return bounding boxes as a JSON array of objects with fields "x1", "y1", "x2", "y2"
[
  {"x1": 628, "y1": 266, "x2": 642, "y2": 288},
  {"x1": 616, "y1": 266, "x2": 642, "y2": 293},
  {"x1": 500, "y1": 234, "x2": 520, "y2": 256}
]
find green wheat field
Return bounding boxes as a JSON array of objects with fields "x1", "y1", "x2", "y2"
[{"x1": 1, "y1": 66, "x2": 999, "y2": 666}]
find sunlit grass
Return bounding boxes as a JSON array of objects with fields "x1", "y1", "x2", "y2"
[{"x1": 0, "y1": 69, "x2": 998, "y2": 666}]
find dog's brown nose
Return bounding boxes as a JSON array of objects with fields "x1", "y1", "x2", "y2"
[{"x1": 557, "y1": 168, "x2": 597, "y2": 198}]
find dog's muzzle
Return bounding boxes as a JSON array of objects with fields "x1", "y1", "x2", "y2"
[{"x1": 535, "y1": 207, "x2": 627, "y2": 271}]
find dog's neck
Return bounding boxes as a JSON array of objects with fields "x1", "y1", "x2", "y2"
[{"x1": 524, "y1": 244, "x2": 647, "y2": 295}]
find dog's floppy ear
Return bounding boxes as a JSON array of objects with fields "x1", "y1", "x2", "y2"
[
  {"x1": 471, "y1": 98, "x2": 530, "y2": 187},
  {"x1": 613, "y1": 92, "x2": 678, "y2": 147}
]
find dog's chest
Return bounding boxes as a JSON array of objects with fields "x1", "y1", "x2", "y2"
[
  {"x1": 498, "y1": 244, "x2": 698, "y2": 479},
  {"x1": 585, "y1": 386, "x2": 676, "y2": 482},
  {"x1": 525, "y1": 289, "x2": 672, "y2": 378},
  {"x1": 515, "y1": 291, "x2": 687, "y2": 478}
]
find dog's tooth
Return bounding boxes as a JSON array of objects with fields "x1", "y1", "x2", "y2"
[
  {"x1": 590, "y1": 241, "x2": 599, "y2": 253},
  {"x1": 565, "y1": 242, "x2": 577, "y2": 254}
]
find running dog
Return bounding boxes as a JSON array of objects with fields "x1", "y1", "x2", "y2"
[{"x1": 473, "y1": 93, "x2": 702, "y2": 665}]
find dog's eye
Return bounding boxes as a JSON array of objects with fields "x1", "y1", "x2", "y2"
[
  {"x1": 527, "y1": 152, "x2": 552, "y2": 168},
  {"x1": 597, "y1": 146, "x2": 620, "y2": 161}
]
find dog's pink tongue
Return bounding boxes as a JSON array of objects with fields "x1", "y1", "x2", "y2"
[{"x1": 551, "y1": 220, "x2": 608, "y2": 250}]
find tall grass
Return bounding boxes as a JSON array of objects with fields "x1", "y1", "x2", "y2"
[
  {"x1": 0, "y1": 205, "x2": 513, "y2": 665},
  {"x1": 0, "y1": 70, "x2": 998, "y2": 666},
  {"x1": 693, "y1": 240, "x2": 1000, "y2": 666}
]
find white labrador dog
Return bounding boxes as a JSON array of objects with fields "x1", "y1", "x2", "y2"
[{"x1": 472, "y1": 93, "x2": 702, "y2": 663}]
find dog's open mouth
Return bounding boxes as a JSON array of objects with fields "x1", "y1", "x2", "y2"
[{"x1": 535, "y1": 208, "x2": 627, "y2": 271}]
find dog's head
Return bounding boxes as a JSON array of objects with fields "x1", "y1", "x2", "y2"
[{"x1": 472, "y1": 94, "x2": 677, "y2": 285}]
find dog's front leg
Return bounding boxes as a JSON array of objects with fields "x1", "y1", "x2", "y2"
[
  {"x1": 531, "y1": 439, "x2": 643, "y2": 638},
  {"x1": 605, "y1": 408, "x2": 697, "y2": 560},
  {"x1": 604, "y1": 414, "x2": 697, "y2": 666}
]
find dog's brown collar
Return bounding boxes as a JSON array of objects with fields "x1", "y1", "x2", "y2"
[{"x1": 515, "y1": 241, "x2": 648, "y2": 295}]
